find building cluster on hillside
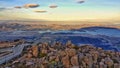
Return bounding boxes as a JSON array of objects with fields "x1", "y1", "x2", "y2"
[{"x1": 0, "y1": 41, "x2": 120, "y2": 68}]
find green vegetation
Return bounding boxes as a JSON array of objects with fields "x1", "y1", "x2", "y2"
[
  {"x1": 73, "y1": 46, "x2": 79, "y2": 50},
  {"x1": 38, "y1": 53, "x2": 47, "y2": 58}
]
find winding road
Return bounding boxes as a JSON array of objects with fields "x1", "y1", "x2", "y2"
[{"x1": 0, "y1": 43, "x2": 30, "y2": 65}]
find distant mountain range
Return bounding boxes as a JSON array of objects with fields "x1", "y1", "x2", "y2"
[{"x1": 0, "y1": 21, "x2": 120, "y2": 51}]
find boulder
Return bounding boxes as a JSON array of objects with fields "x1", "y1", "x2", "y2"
[
  {"x1": 32, "y1": 45, "x2": 39, "y2": 57},
  {"x1": 71, "y1": 55, "x2": 79, "y2": 66},
  {"x1": 61, "y1": 55, "x2": 71, "y2": 68}
]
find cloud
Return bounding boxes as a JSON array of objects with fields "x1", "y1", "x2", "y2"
[
  {"x1": 14, "y1": 6, "x2": 22, "y2": 9},
  {"x1": 76, "y1": 0, "x2": 85, "y2": 3},
  {"x1": 0, "y1": 7, "x2": 13, "y2": 11},
  {"x1": 23, "y1": 4, "x2": 39, "y2": 8},
  {"x1": 0, "y1": 8, "x2": 5, "y2": 11},
  {"x1": 49, "y1": 4, "x2": 58, "y2": 8},
  {"x1": 34, "y1": 10, "x2": 47, "y2": 13}
]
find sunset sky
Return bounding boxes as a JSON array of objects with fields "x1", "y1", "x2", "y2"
[{"x1": 0, "y1": 0, "x2": 120, "y2": 21}]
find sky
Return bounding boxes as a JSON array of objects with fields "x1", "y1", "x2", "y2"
[{"x1": 0, "y1": 0, "x2": 120, "y2": 21}]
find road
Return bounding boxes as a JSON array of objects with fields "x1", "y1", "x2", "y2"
[
  {"x1": 0, "y1": 43, "x2": 30, "y2": 65},
  {"x1": 0, "y1": 47, "x2": 13, "y2": 52}
]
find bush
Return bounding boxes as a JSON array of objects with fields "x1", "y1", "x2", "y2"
[
  {"x1": 73, "y1": 46, "x2": 79, "y2": 50},
  {"x1": 38, "y1": 53, "x2": 47, "y2": 58}
]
